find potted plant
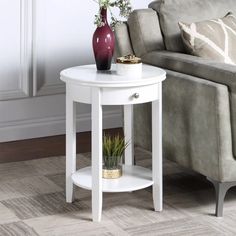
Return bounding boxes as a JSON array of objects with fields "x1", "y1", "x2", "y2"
[
  {"x1": 92, "y1": 0, "x2": 132, "y2": 71},
  {"x1": 103, "y1": 134, "x2": 129, "y2": 179}
]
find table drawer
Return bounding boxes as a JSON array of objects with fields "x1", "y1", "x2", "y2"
[{"x1": 101, "y1": 84, "x2": 159, "y2": 105}]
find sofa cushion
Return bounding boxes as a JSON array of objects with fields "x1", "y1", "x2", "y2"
[
  {"x1": 149, "y1": 0, "x2": 236, "y2": 52},
  {"x1": 179, "y1": 13, "x2": 236, "y2": 65},
  {"x1": 127, "y1": 9, "x2": 164, "y2": 57}
]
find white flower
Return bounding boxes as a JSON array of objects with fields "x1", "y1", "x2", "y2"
[{"x1": 93, "y1": 0, "x2": 132, "y2": 29}]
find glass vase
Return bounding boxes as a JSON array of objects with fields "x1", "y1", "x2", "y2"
[{"x1": 92, "y1": 8, "x2": 115, "y2": 71}]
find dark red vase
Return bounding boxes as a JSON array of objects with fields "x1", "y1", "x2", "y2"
[{"x1": 92, "y1": 8, "x2": 115, "y2": 70}]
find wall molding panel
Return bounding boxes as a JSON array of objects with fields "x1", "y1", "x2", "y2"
[
  {"x1": 19, "y1": 0, "x2": 33, "y2": 97},
  {"x1": 0, "y1": 0, "x2": 32, "y2": 100},
  {"x1": 32, "y1": 0, "x2": 79, "y2": 96}
]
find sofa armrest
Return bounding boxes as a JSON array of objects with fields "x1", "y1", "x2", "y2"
[
  {"x1": 134, "y1": 68, "x2": 234, "y2": 181},
  {"x1": 142, "y1": 51, "x2": 236, "y2": 92},
  {"x1": 162, "y1": 69, "x2": 234, "y2": 181}
]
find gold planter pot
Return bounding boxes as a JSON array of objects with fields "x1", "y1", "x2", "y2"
[{"x1": 102, "y1": 166, "x2": 122, "y2": 179}]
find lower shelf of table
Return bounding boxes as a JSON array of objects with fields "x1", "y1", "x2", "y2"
[{"x1": 71, "y1": 165, "x2": 153, "y2": 193}]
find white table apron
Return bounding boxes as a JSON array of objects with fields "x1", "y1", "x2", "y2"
[{"x1": 61, "y1": 64, "x2": 166, "y2": 222}]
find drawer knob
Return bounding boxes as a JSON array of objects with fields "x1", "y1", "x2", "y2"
[{"x1": 133, "y1": 93, "x2": 140, "y2": 99}]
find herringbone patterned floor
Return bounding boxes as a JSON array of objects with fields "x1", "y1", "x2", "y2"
[{"x1": 1, "y1": 148, "x2": 236, "y2": 236}]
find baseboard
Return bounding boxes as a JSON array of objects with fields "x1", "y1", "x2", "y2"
[{"x1": 0, "y1": 109, "x2": 122, "y2": 142}]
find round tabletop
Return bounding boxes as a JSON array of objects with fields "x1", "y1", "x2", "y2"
[{"x1": 60, "y1": 64, "x2": 166, "y2": 88}]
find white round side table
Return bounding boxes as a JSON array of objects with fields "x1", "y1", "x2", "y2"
[{"x1": 60, "y1": 64, "x2": 166, "y2": 222}]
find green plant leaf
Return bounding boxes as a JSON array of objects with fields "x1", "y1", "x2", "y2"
[{"x1": 103, "y1": 133, "x2": 129, "y2": 169}]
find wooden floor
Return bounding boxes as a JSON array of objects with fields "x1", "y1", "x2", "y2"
[{"x1": 0, "y1": 128, "x2": 123, "y2": 163}]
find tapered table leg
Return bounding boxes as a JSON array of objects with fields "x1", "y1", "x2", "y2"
[
  {"x1": 152, "y1": 84, "x2": 163, "y2": 212},
  {"x1": 66, "y1": 87, "x2": 77, "y2": 203},
  {"x1": 124, "y1": 105, "x2": 134, "y2": 165},
  {"x1": 92, "y1": 88, "x2": 103, "y2": 222}
]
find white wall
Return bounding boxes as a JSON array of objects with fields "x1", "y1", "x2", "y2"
[{"x1": 0, "y1": 0, "x2": 151, "y2": 142}]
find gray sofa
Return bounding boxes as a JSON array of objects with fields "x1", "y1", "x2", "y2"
[{"x1": 115, "y1": 0, "x2": 236, "y2": 217}]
